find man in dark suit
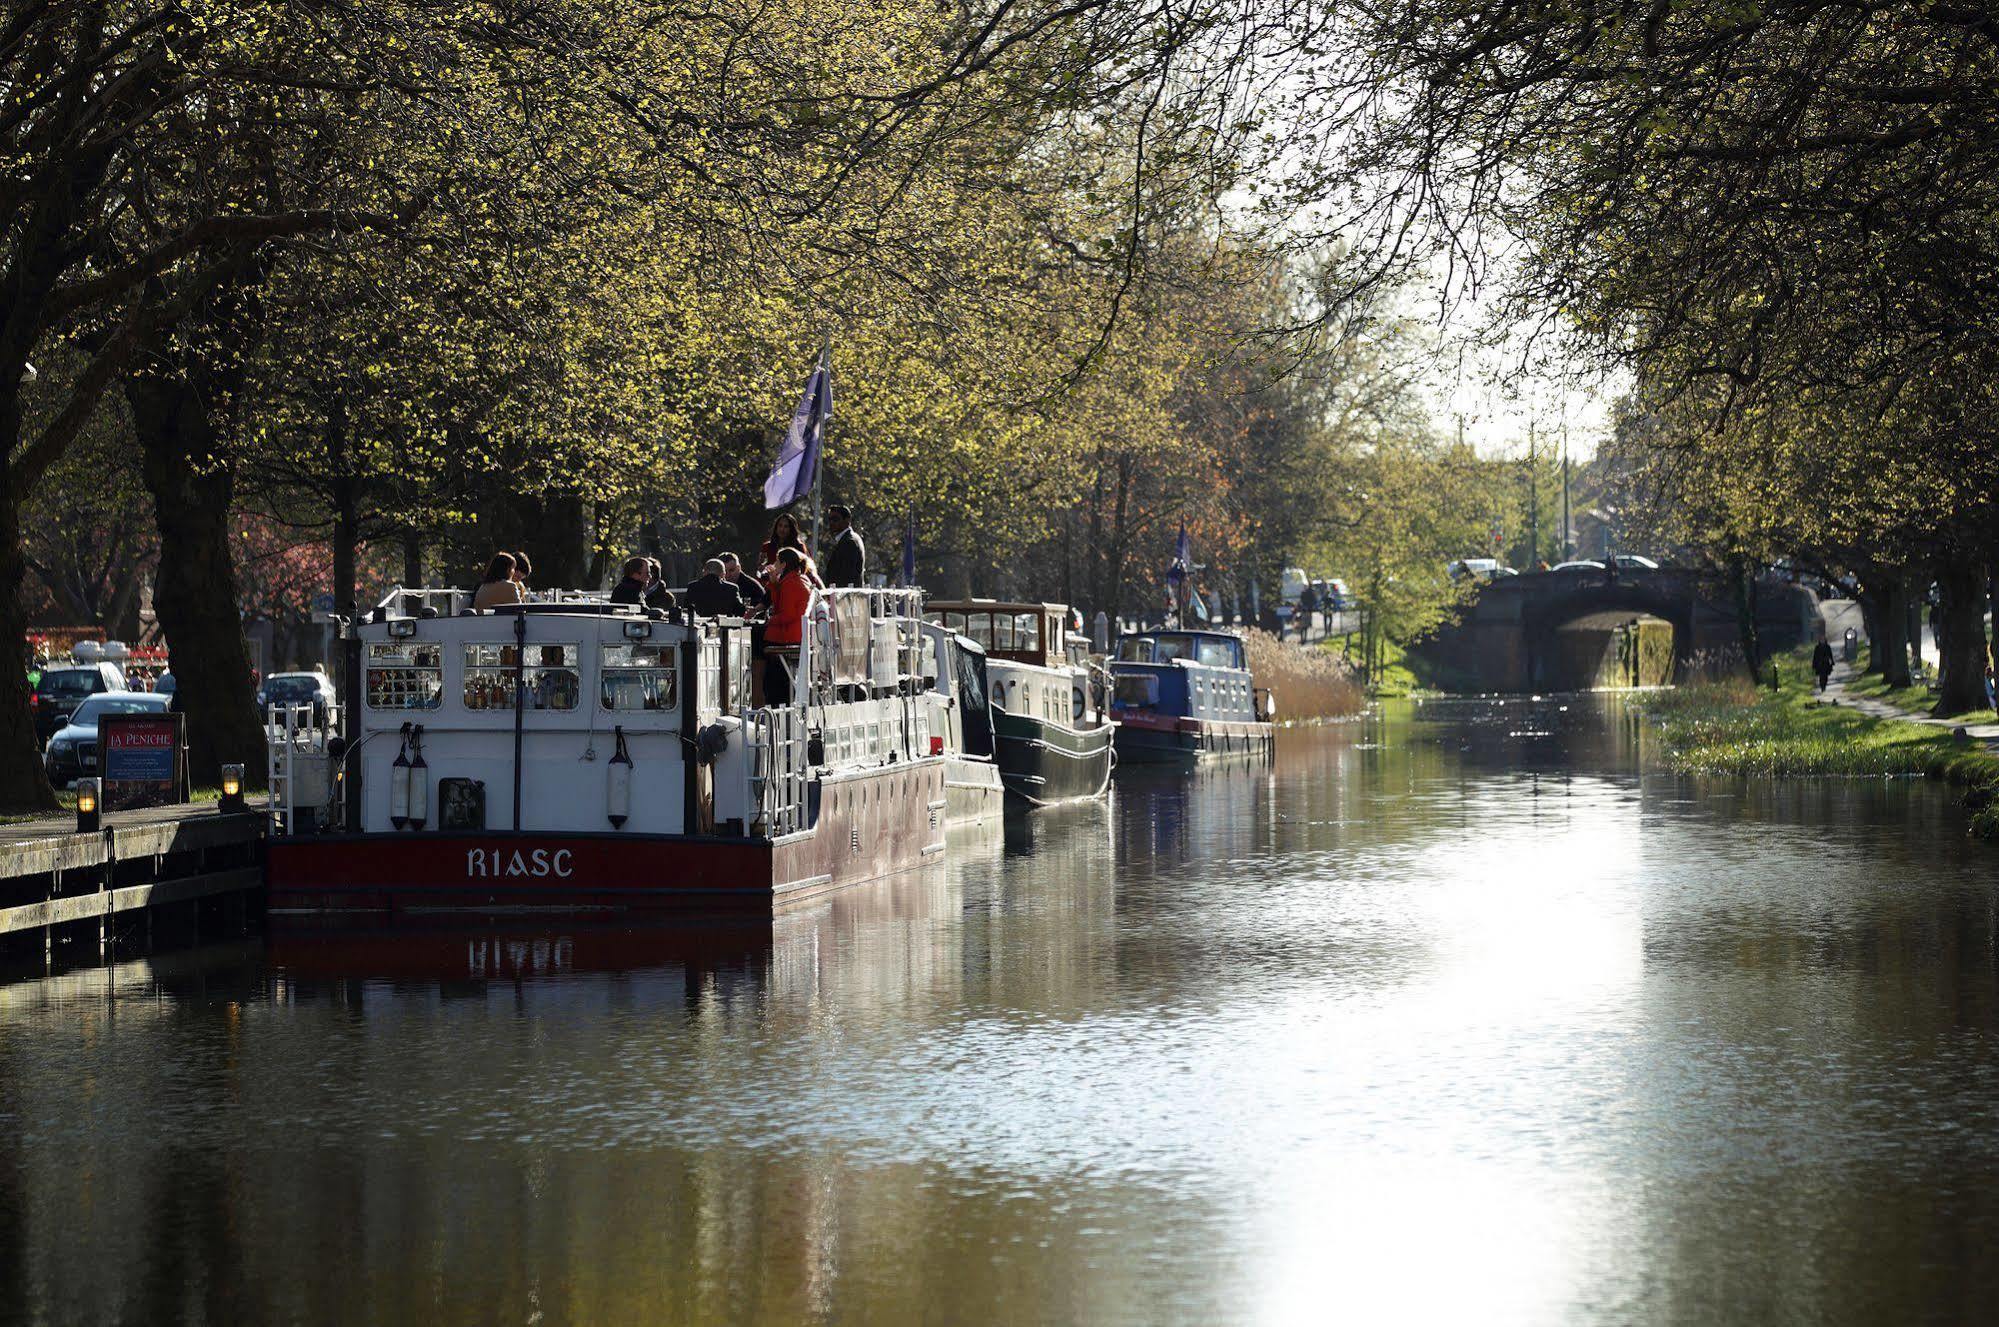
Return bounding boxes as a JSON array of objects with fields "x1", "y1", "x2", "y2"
[
  {"x1": 823, "y1": 504, "x2": 866, "y2": 587},
  {"x1": 685, "y1": 559, "x2": 747, "y2": 616},
  {"x1": 721, "y1": 553, "x2": 767, "y2": 611},
  {"x1": 608, "y1": 556, "x2": 652, "y2": 605}
]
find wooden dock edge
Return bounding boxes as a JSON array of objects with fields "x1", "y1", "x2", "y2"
[{"x1": 0, "y1": 808, "x2": 267, "y2": 942}]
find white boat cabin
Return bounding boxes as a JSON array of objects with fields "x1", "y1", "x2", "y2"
[
  {"x1": 268, "y1": 584, "x2": 938, "y2": 840},
  {"x1": 926, "y1": 599, "x2": 1101, "y2": 726}
]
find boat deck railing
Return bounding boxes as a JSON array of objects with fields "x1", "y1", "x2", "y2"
[{"x1": 374, "y1": 586, "x2": 615, "y2": 620}]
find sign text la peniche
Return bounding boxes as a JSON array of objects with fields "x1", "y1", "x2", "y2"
[{"x1": 99, "y1": 711, "x2": 189, "y2": 811}]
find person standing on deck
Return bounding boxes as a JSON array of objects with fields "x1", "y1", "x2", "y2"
[
  {"x1": 822, "y1": 505, "x2": 866, "y2": 587},
  {"x1": 727, "y1": 551, "x2": 772, "y2": 706},
  {"x1": 760, "y1": 513, "x2": 821, "y2": 589},
  {"x1": 764, "y1": 547, "x2": 812, "y2": 705},
  {"x1": 1812, "y1": 636, "x2": 1835, "y2": 692}
]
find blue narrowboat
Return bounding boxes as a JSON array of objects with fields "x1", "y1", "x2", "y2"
[{"x1": 1109, "y1": 629, "x2": 1274, "y2": 765}]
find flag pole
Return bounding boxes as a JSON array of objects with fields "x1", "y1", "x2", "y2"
[{"x1": 811, "y1": 336, "x2": 830, "y2": 555}]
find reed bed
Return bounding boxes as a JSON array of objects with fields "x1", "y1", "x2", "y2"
[{"x1": 1242, "y1": 628, "x2": 1365, "y2": 721}]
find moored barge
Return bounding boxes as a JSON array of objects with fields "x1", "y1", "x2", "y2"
[
  {"x1": 264, "y1": 585, "x2": 948, "y2": 915},
  {"x1": 925, "y1": 600, "x2": 1114, "y2": 807},
  {"x1": 1108, "y1": 628, "x2": 1274, "y2": 766}
]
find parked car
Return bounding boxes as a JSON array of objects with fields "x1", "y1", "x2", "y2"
[
  {"x1": 1279, "y1": 567, "x2": 1310, "y2": 604},
  {"x1": 257, "y1": 670, "x2": 337, "y2": 724},
  {"x1": 1551, "y1": 560, "x2": 1607, "y2": 573},
  {"x1": 32, "y1": 662, "x2": 128, "y2": 746},
  {"x1": 43, "y1": 691, "x2": 169, "y2": 787},
  {"x1": 1316, "y1": 577, "x2": 1353, "y2": 611},
  {"x1": 1612, "y1": 554, "x2": 1660, "y2": 571}
]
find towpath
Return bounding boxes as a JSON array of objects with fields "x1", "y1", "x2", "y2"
[{"x1": 1815, "y1": 599, "x2": 1999, "y2": 747}]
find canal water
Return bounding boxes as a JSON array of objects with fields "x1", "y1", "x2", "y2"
[{"x1": 3, "y1": 696, "x2": 1998, "y2": 1325}]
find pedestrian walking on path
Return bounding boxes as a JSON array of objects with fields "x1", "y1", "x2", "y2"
[{"x1": 1812, "y1": 638, "x2": 1835, "y2": 692}]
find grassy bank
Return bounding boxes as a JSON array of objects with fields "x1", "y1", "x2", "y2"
[
  {"x1": 1842, "y1": 657, "x2": 1997, "y2": 724},
  {"x1": 1639, "y1": 665, "x2": 1999, "y2": 835},
  {"x1": 1244, "y1": 629, "x2": 1365, "y2": 720}
]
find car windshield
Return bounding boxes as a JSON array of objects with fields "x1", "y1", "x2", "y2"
[
  {"x1": 37, "y1": 670, "x2": 99, "y2": 698},
  {"x1": 71, "y1": 696, "x2": 165, "y2": 725},
  {"x1": 264, "y1": 676, "x2": 321, "y2": 699}
]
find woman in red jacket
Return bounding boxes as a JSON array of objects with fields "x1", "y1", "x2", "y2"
[{"x1": 763, "y1": 546, "x2": 813, "y2": 705}]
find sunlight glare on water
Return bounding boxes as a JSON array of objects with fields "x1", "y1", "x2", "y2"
[{"x1": 3, "y1": 695, "x2": 1998, "y2": 1325}]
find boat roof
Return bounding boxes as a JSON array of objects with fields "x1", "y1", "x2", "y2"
[
  {"x1": 927, "y1": 598, "x2": 1072, "y2": 616},
  {"x1": 1118, "y1": 627, "x2": 1246, "y2": 642},
  {"x1": 919, "y1": 621, "x2": 988, "y2": 656}
]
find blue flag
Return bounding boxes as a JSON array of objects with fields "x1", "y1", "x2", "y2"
[
  {"x1": 900, "y1": 510, "x2": 917, "y2": 586},
  {"x1": 1166, "y1": 524, "x2": 1191, "y2": 586},
  {"x1": 764, "y1": 354, "x2": 831, "y2": 510}
]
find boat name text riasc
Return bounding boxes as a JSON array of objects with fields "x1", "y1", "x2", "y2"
[{"x1": 465, "y1": 847, "x2": 575, "y2": 879}]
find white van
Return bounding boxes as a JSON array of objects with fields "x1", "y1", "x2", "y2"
[{"x1": 1280, "y1": 567, "x2": 1309, "y2": 603}]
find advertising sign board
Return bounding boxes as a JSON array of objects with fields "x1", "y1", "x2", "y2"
[{"x1": 100, "y1": 711, "x2": 189, "y2": 810}]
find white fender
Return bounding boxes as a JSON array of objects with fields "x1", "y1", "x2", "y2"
[
  {"x1": 389, "y1": 738, "x2": 411, "y2": 830},
  {"x1": 608, "y1": 726, "x2": 633, "y2": 828},
  {"x1": 407, "y1": 732, "x2": 429, "y2": 830}
]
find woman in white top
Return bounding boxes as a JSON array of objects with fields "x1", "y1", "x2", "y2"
[{"x1": 472, "y1": 552, "x2": 525, "y2": 610}]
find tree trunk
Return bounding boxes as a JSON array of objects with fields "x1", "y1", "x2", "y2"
[
  {"x1": 1107, "y1": 454, "x2": 1131, "y2": 620},
  {"x1": 1876, "y1": 578, "x2": 1913, "y2": 688},
  {"x1": 1730, "y1": 556, "x2": 1762, "y2": 682},
  {"x1": 333, "y1": 496, "x2": 358, "y2": 622},
  {"x1": 403, "y1": 529, "x2": 423, "y2": 588},
  {"x1": 0, "y1": 399, "x2": 59, "y2": 810},
  {"x1": 327, "y1": 395, "x2": 360, "y2": 619},
  {"x1": 1857, "y1": 591, "x2": 1882, "y2": 675},
  {"x1": 1934, "y1": 555, "x2": 1988, "y2": 716},
  {"x1": 1908, "y1": 593, "x2": 1926, "y2": 677},
  {"x1": 125, "y1": 368, "x2": 267, "y2": 790}
]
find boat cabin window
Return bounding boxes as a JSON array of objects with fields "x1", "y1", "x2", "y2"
[
  {"x1": 365, "y1": 643, "x2": 443, "y2": 710},
  {"x1": 929, "y1": 606, "x2": 1057, "y2": 665},
  {"x1": 1198, "y1": 637, "x2": 1243, "y2": 669},
  {"x1": 463, "y1": 643, "x2": 581, "y2": 711},
  {"x1": 601, "y1": 642, "x2": 678, "y2": 711},
  {"x1": 1115, "y1": 633, "x2": 1241, "y2": 670}
]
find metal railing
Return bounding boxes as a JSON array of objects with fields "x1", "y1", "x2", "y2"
[
  {"x1": 747, "y1": 704, "x2": 810, "y2": 837},
  {"x1": 266, "y1": 702, "x2": 340, "y2": 836},
  {"x1": 374, "y1": 585, "x2": 615, "y2": 620}
]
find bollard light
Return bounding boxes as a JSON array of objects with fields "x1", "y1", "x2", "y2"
[
  {"x1": 76, "y1": 777, "x2": 100, "y2": 833},
  {"x1": 219, "y1": 763, "x2": 246, "y2": 814}
]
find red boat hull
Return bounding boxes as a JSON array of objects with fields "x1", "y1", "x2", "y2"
[{"x1": 267, "y1": 760, "x2": 948, "y2": 915}]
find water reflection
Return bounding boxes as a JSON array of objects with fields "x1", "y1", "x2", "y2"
[{"x1": 3, "y1": 700, "x2": 1999, "y2": 1324}]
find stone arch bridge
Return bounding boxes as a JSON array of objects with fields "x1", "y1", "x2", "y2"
[{"x1": 1411, "y1": 566, "x2": 1819, "y2": 692}]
